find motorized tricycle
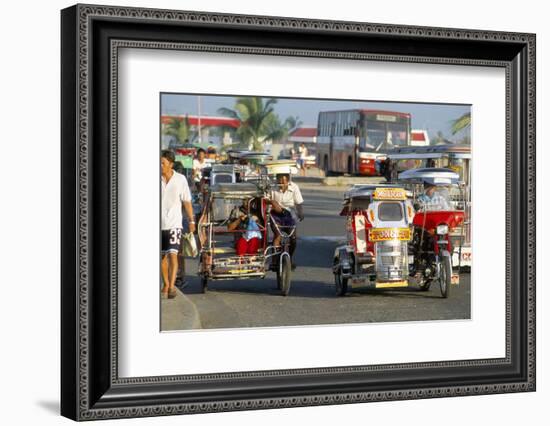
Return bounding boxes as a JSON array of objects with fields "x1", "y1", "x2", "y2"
[
  {"x1": 398, "y1": 167, "x2": 466, "y2": 297},
  {"x1": 332, "y1": 168, "x2": 465, "y2": 298}
]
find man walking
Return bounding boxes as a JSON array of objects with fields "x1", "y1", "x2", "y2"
[
  {"x1": 161, "y1": 150, "x2": 195, "y2": 299},
  {"x1": 298, "y1": 143, "x2": 308, "y2": 176}
]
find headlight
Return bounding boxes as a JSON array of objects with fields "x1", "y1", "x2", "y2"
[{"x1": 436, "y1": 224, "x2": 449, "y2": 235}]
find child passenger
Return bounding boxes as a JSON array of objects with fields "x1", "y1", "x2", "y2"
[{"x1": 227, "y1": 200, "x2": 262, "y2": 256}]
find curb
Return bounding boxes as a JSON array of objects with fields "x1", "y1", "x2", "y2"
[
  {"x1": 161, "y1": 288, "x2": 202, "y2": 331},
  {"x1": 292, "y1": 176, "x2": 325, "y2": 183},
  {"x1": 322, "y1": 176, "x2": 386, "y2": 186},
  {"x1": 294, "y1": 176, "x2": 386, "y2": 186}
]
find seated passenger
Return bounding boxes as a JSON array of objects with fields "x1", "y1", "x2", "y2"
[{"x1": 228, "y1": 200, "x2": 262, "y2": 256}]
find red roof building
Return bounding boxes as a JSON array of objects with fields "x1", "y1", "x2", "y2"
[
  {"x1": 411, "y1": 129, "x2": 430, "y2": 146},
  {"x1": 288, "y1": 126, "x2": 317, "y2": 144},
  {"x1": 161, "y1": 115, "x2": 240, "y2": 128}
]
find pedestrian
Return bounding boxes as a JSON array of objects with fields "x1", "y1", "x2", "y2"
[
  {"x1": 298, "y1": 143, "x2": 308, "y2": 176},
  {"x1": 207, "y1": 145, "x2": 217, "y2": 161},
  {"x1": 268, "y1": 174, "x2": 304, "y2": 270},
  {"x1": 161, "y1": 150, "x2": 196, "y2": 299},
  {"x1": 192, "y1": 148, "x2": 209, "y2": 191}
]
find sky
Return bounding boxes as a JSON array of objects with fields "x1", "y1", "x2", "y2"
[{"x1": 161, "y1": 93, "x2": 471, "y2": 140}]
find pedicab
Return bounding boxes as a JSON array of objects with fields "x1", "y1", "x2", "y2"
[
  {"x1": 197, "y1": 162, "x2": 297, "y2": 295},
  {"x1": 332, "y1": 168, "x2": 465, "y2": 298}
]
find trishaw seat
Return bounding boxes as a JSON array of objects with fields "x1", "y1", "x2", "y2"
[{"x1": 212, "y1": 247, "x2": 237, "y2": 255}]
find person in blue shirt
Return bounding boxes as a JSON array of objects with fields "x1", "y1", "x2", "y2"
[{"x1": 417, "y1": 183, "x2": 450, "y2": 211}]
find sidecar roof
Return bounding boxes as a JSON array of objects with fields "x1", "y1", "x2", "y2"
[{"x1": 398, "y1": 168, "x2": 460, "y2": 185}]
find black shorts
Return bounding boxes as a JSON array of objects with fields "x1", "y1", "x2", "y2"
[{"x1": 161, "y1": 228, "x2": 183, "y2": 254}]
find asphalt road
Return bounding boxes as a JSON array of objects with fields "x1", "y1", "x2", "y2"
[{"x1": 176, "y1": 182, "x2": 471, "y2": 330}]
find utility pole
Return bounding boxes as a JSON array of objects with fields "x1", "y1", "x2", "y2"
[{"x1": 197, "y1": 95, "x2": 202, "y2": 143}]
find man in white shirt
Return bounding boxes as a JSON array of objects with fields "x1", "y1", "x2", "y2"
[
  {"x1": 192, "y1": 148, "x2": 209, "y2": 190},
  {"x1": 269, "y1": 174, "x2": 304, "y2": 269},
  {"x1": 161, "y1": 150, "x2": 195, "y2": 299},
  {"x1": 298, "y1": 143, "x2": 308, "y2": 176}
]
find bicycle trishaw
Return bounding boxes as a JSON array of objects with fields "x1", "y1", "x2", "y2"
[{"x1": 197, "y1": 161, "x2": 297, "y2": 295}]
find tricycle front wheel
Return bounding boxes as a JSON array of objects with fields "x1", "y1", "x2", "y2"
[
  {"x1": 439, "y1": 252, "x2": 452, "y2": 298},
  {"x1": 277, "y1": 255, "x2": 291, "y2": 296}
]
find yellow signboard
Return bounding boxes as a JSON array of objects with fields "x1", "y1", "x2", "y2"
[
  {"x1": 228, "y1": 269, "x2": 255, "y2": 274},
  {"x1": 375, "y1": 280, "x2": 409, "y2": 288},
  {"x1": 373, "y1": 187, "x2": 407, "y2": 201},
  {"x1": 369, "y1": 227, "x2": 411, "y2": 242}
]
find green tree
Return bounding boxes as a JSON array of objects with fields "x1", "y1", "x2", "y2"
[
  {"x1": 218, "y1": 97, "x2": 282, "y2": 151},
  {"x1": 451, "y1": 112, "x2": 471, "y2": 135},
  {"x1": 162, "y1": 115, "x2": 192, "y2": 144},
  {"x1": 284, "y1": 115, "x2": 303, "y2": 133},
  {"x1": 263, "y1": 114, "x2": 299, "y2": 145}
]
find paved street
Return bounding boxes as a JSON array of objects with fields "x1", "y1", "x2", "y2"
[{"x1": 169, "y1": 181, "x2": 471, "y2": 330}]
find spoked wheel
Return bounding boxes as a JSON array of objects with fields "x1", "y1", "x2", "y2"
[
  {"x1": 271, "y1": 255, "x2": 281, "y2": 289},
  {"x1": 334, "y1": 268, "x2": 348, "y2": 296},
  {"x1": 277, "y1": 255, "x2": 291, "y2": 296},
  {"x1": 199, "y1": 275, "x2": 208, "y2": 294},
  {"x1": 276, "y1": 265, "x2": 282, "y2": 291},
  {"x1": 439, "y1": 252, "x2": 452, "y2": 298}
]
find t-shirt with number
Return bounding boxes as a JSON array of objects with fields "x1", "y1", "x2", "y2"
[{"x1": 161, "y1": 171, "x2": 191, "y2": 230}]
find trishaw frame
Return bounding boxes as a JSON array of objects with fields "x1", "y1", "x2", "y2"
[{"x1": 197, "y1": 174, "x2": 296, "y2": 295}]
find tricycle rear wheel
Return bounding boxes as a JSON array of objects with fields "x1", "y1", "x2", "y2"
[{"x1": 335, "y1": 269, "x2": 348, "y2": 296}]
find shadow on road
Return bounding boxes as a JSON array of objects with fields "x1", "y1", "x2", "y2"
[
  {"x1": 348, "y1": 287, "x2": 445, "y2": 300},
  {"x1": 183, "y1": 277, "x2": 337, "y2": 299},
  {"x1": 182, "y1": 274, "x2": 451, "y2": 300},
  {"x1": 293, "y1": 240, "x2": 339, "y2": 269}
]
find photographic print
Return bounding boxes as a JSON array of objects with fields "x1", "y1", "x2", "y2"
[
  {"x1": 160, "y1": 94, "x2": 472, "y2": 331},
  {"x1": 61, "y1": 5, "x2": 535, "y2": 420}
]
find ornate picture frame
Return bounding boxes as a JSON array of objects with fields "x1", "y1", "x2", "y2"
[{"x1": 61, "y1": 4, "x2": 535, "y2": 420}]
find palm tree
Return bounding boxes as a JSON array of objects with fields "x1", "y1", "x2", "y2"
[
  {"x1": 263, "y1": 114, "x2": 298, "y2": 144},
  {"x1": 451, "y1": 112, "x2": 471, "y2": 135},
  {"x1": 284, "y1": 115, "x2": 303, "y2": 133},
  {"x1": 162, "y1": 115, "x2": 192, "y2": 144},
  {"x1": 218, "y1": 97, "x2": 280, "y2": 151}
]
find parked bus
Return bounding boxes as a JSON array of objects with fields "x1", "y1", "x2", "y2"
[{"x1": 316, "y1": 109, "x2": 412, "y2": 176}]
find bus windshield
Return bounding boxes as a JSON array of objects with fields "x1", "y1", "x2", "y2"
[{"x1": 363, "y1": 118, "x2": 408, "y2": 149}]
